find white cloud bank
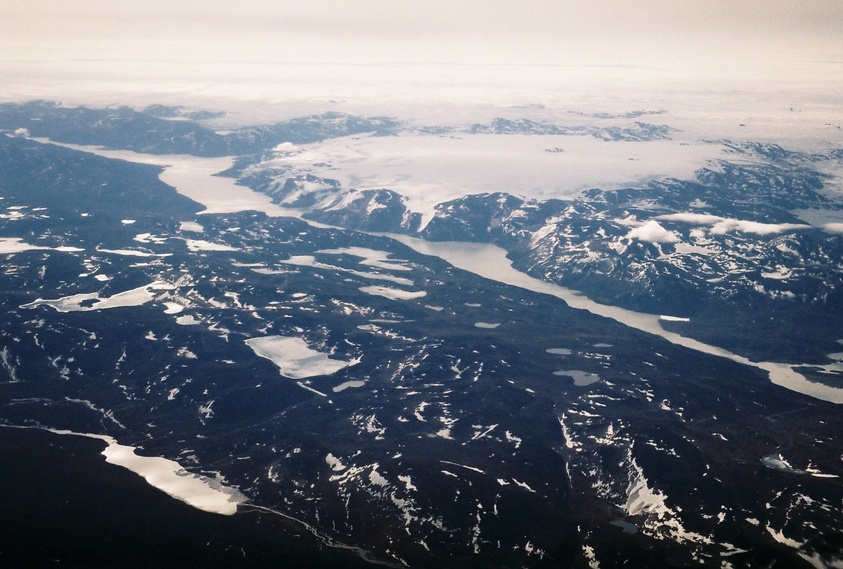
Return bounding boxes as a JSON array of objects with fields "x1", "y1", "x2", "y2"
[
  {"x1": 656, "y1": 213, "x2": 813, "y2": 235},
  {"x1": 626, "y1": 220, "x2": 679, "y2": 244}
]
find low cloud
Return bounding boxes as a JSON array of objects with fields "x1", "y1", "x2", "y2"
[
  {"x1": 709, "y1": 220, "x2": 810, "y2": 235},
  {"x1": 626, "y1": 220, "x2": 679, "y2": 243},
  {"x1": 657, "y1": 212, "x2": 812, "y2": 235}
]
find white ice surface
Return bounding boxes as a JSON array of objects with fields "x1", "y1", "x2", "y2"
[
  {"x1": 2, "y1": 425, "x2": 245, "y2": 515},
  {"x1": 318, "y1": 247, "x2": 412, "y2": 271},
  {"x1": 359, "y1": 285, "x2": 427, "y2": 300},
  {"x1": 100, "y1": 439, "x2": 245, "y2": 514},
  {"x1": 39, "y1": 140, "x2": 843, "y2": 403},
  {"x1": 183, "y1": 239, "x2": 238, "y2": 252},
  {"x1": 0, "y1": 237, "x2": 48, "y2": 254},
  {"x1": 245, "y1": 335, "x2": 356, "y2": 379},
  {"x1": 31, "y1": 140, "x2": 295, "y2": 217},
  {"x1": 163, "y1": 302, "x2": 185, "y2": 314},
  {"x1": 0, "y1": 237, "x2": 83, "y2": 255},
  {"x1": 96, "y1": 247, "x2": 169, "y2": 257},
  {"x1": 282, "y1": 253, "x2": 414, "y2": 285},
  {"x1": 259, "y1": 132, "x2": 727, "y2": 225},
  {"x1": 22, "y1": 282, "x2": 173, "y2": 312}
]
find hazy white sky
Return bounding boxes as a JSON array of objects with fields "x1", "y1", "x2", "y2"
[
  {"x1": 2, "y1": 0, "x2": 840, "y2": 65},
  {"x1": 0, "y1": 0, "x2": 840, "y2": 117}
]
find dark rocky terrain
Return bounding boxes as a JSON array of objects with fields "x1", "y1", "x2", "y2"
[{"x1": 0, "y1": 103, "x2": 841, "y2": 568}]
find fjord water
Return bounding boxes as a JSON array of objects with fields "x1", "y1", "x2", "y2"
[{"x1": 50, "y1": 139, "x2": 843, "y2": 405}]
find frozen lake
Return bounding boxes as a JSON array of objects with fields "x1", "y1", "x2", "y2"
[
  {"x1": 42, "y1": 139, "x2": 843, "y2": 405},
  {"x1": 3, "y1": 425, "x2": 246, "y2": 515}
]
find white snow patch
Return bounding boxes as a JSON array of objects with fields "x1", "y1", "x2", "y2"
[
  {"x1": 163, "y1": 302, "x2": 185, "y2": 314},
  {"x1": 659, "y1": 315, "x2": 690, "y2": 322},
  {"x1": 333, "y1": 379, "x2": 366, "y2": 392},
  {"x1": 765, "y1": 526, "x2": 804, "y2": 549},
  {"x1": 512, "y1": 479, "x2": 536, "y2": 493},
  {"x1": 325, "y1": 453, "x2": 347, "y2": 472},
  {"x1": 369, "y1": 468, "x2": 389, "y2": 487},
  {"x1": 440, "y1": 460, "x2": 485, "y2": 474},
  {"x1": 626, "y1": 457, "x2": 669, "y2": 517}
]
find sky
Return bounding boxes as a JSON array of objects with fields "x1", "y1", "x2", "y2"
[
  {"x1": 0, "y1": 1, "x2": 841, "y2": 121},
  {"x1": 2, "y1": 0, "x2": 840, "y2": 65}
]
